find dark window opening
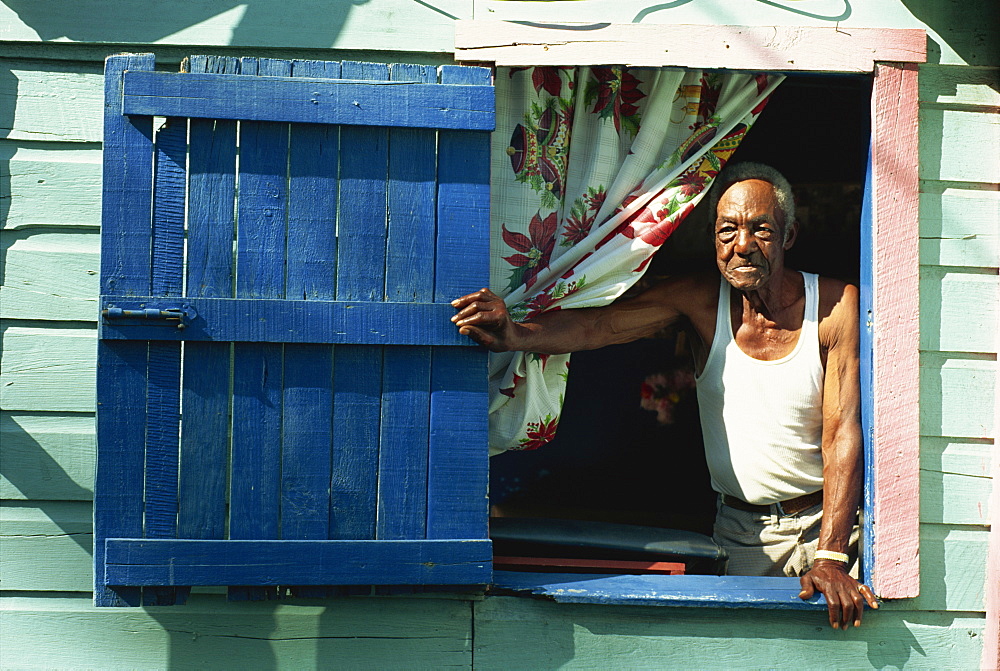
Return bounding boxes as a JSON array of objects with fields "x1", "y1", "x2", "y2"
[{"x1": 488, "y1": 73, "x2": 872, "y2": 560}]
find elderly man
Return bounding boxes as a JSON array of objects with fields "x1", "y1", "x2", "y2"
[{"x1": 452, "y1": 162, "x2": 879, "y2": 629}]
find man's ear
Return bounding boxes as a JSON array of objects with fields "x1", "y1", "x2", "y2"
[{"x1": 783, "y1": 220, "x2": 799, "y2": 250}]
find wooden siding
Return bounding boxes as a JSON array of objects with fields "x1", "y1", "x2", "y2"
[
  {"x1": 473, "y1": 598, "x2": 986, "y2": 670},
  {"x1": 1, "y1": 5, "x2": 997, "y2": 665},
  {"x1": 0, "y1": 594, "x2": 475, "y2": 669},
  {"x1": 915, "y1": 56, "x2": 998, "y2": 664}
]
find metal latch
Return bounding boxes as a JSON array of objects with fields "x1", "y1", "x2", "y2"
[{"x1": 102, "y1": 307, "x2": 192, "y2": 329}]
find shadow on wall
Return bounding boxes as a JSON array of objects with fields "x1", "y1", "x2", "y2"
[
  {"x1": 0, "y1": 65, "x2": 14, "y2": 226},
  {"x1": 899, "y1": 0, "x2": 1000, "y2": 66},
  {"x1": 3, "y1": 0, "x2": 371, "y2": 49}
]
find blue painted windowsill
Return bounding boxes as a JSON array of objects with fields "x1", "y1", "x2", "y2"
[{"x1": 492, "y1": 572, "x2": 827, "y2": 609}]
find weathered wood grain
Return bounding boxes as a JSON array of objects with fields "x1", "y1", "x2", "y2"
[
  {"x1": 455, "y1": 22, "x2": 925, "y2": 70},
  {"x1": 474, "y1": 597, "x2": 986, "y2": 670},
  {"x1": 0, "y1": 142, "x2": 102, "y2": 229},
  {"x1": 0, "y1": 59, "x2": 104, "y2": 142},
  {"x1": 122, "y1": 71, "x2": 496, "y2": 130},
  {"x1": 0, "y1": 229, "x2": 99, "y2": 321},
  {"x1": 0, "y1": 412, "x2": 94, "y2": 500},
  {"x1": 0, "y1": 594, "x2": 473, "y2": 670},
  {"x1": 919, "y1": 183, "x2": 999, "y2": 268},
  {"x1": 919, "y1": 268, "x2": 999, "y2": 352},
  {"x1": 104, "y1": 538, "x2": 492, "y2": 586},
  {"x1": 920, "y1": 354, "x2": 997, "y2": 439},
  {"x1": 919, "y1": 108, "x2": 1000, "y2": 183},
  {"x1": 0, "y1": 326, "x2": 96, "y2": 412}
]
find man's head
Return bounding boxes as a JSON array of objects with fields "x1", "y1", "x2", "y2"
[{"x1": 708, "y1": 163, "x2": 797, "y2": 292}]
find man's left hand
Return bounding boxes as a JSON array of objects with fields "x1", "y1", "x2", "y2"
[{"x1": 798, "y1": 559, "x2": 879, "y2": 629}]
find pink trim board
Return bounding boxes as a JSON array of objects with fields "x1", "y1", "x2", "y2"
[
  {"x1": 868, "y1": 62, "x2": 921, "y2": 598},
  {"x1": 455, "y1": 23, "x2": 926, "y2": 72}
]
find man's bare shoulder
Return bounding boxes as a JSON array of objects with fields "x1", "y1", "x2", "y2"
[{"x1": 816, "y1": 275, "x2": 859, "y2": 345}]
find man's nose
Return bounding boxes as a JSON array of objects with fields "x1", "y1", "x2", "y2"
[{"x1": 734, "y1": 227, "x2": 757, "y2": 255}]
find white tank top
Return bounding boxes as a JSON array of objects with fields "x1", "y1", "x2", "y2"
[{"x1": 695, "y1": 272, "x2": 825, "y2": 505}]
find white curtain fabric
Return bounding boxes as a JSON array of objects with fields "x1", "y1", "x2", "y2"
[{"x1": 488, "y1": 66, "x2": 783, "y2": 454}]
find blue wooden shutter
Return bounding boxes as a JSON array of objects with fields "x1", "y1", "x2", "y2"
[{"x1": 94, "y1": 54, "x2": 493, "y2": 607}]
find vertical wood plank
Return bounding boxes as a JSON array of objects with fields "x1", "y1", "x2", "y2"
[
  {"x1": 142, "y1": 115, "x2": 187, "y2": 606},
  {"x1": 186, "y1": 55, "x2": 239, "y2": 299},
  {"x1": 95, "y1": 53, "x2": 155, "y2": 607},
  {"x1": 179, "y1": 56, "x2": 239, "y2": 555},
  {"x1": 282, "y1": 58, "x2": 341, "y2": 598},
  {"x1": 338, "y1": 61, "x2": 389, "y2": 303},
  {"x1": 371, "y1": 63, "x2": 439, "y2": 549},
  {"x1": 328, "y1": 61, "x2": 389, "y2": 549},
  {"x1": 100, "y1": 55, "x2": 155, "y2": 299},
  {"x1": 428, "y1": 66, "x2": 492, "y2": 547},
  {"x1": 435, "y1": 66, "x2": 492, "y2": 303},
  {"x1": 229, "y1": 57, "x2": 292, "y2": 601},
  {"x1": 386, "y1": 63, "x2": 437, "y2": 303},
  {"x1": 427, "y1": 348, "x2": 489, "y2": 542},
  {"x1": 177, "y1": 342, "x2": 230, "y2": 540},
  {"x1": 330, "y1": 346, "x2": 381, "y2": 542},
  {"x1": 150, "y1": 117, "x2": 186, "y2": 299},
  {"x1": 377, "y1": 347, "x2": 432, "y2": 541},
  {"x1": 230, "y1": 343, "x2": 283, "y2": 601},
  {"x1": 870, "y1": 62, "x2": 920, "y2": 598},
  {"x1": 286, "y1": 60, "x2": 340, "y2": 302},
  {"x1": 234, "y1": 58, "x2": 291, "y2": 301},
  {"x1": 281, "y1": 346, "x2": 333, "y2": 541}
]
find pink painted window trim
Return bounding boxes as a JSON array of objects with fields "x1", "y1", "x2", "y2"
[
  {"x1": 458, "y1": 23, "x2": 925, "y2": 599},
  {"x1": 866, "y1": 62, "x2": 920, "y2": 598}
]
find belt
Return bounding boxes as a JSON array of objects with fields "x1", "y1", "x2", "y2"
[{"x1": 722, "y1": 490, "x2": 823, "y2": 516}]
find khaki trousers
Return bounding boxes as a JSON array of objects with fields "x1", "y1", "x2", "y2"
[{"x1": 713, "y1": 499, "x2": 860, "y2": 577}]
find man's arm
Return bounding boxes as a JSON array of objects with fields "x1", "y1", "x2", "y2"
[
  {"x1": 798, "y1": 280, "x2": 879, "y2": 628},
  {"x1": 451, "y1": 279, "x2": 693, "y2": 353}
]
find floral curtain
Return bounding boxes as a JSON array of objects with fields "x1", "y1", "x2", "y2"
[{"x1": 488, "y1": 66, "x2": 783, "y2": 454}]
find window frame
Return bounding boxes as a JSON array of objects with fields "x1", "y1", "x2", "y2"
[{"x1": 457, "y1": 21, "x2": 923, "y2": 604}]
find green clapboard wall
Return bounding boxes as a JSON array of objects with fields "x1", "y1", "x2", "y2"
[{"x1": 1, "y1": 0, "x2": 996, "y2": 667}]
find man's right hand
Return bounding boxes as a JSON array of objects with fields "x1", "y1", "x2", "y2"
[{"x1": 451, "y1": 288, "x2": 522, "y2": 352}]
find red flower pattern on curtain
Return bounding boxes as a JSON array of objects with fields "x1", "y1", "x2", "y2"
[{"x1": 487, "y1": 66, "x2": 782, "y2": 453}]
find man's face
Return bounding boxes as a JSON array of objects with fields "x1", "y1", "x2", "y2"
[{"x1": 714, "y1": 179, "x2": 789, "y2": 292}]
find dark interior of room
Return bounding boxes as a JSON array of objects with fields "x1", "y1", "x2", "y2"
[{"x1": 488, "y1": 72, "x2": 872, "y2": 540}]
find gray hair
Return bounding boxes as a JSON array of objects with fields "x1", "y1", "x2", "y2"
[{"x1": 708, "y1": 162, "x2": 795, "y2": 239}]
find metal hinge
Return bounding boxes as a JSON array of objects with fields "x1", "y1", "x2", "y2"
[{"x1": 102, "y1": 306, "x2": 193, "y2": 329}]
